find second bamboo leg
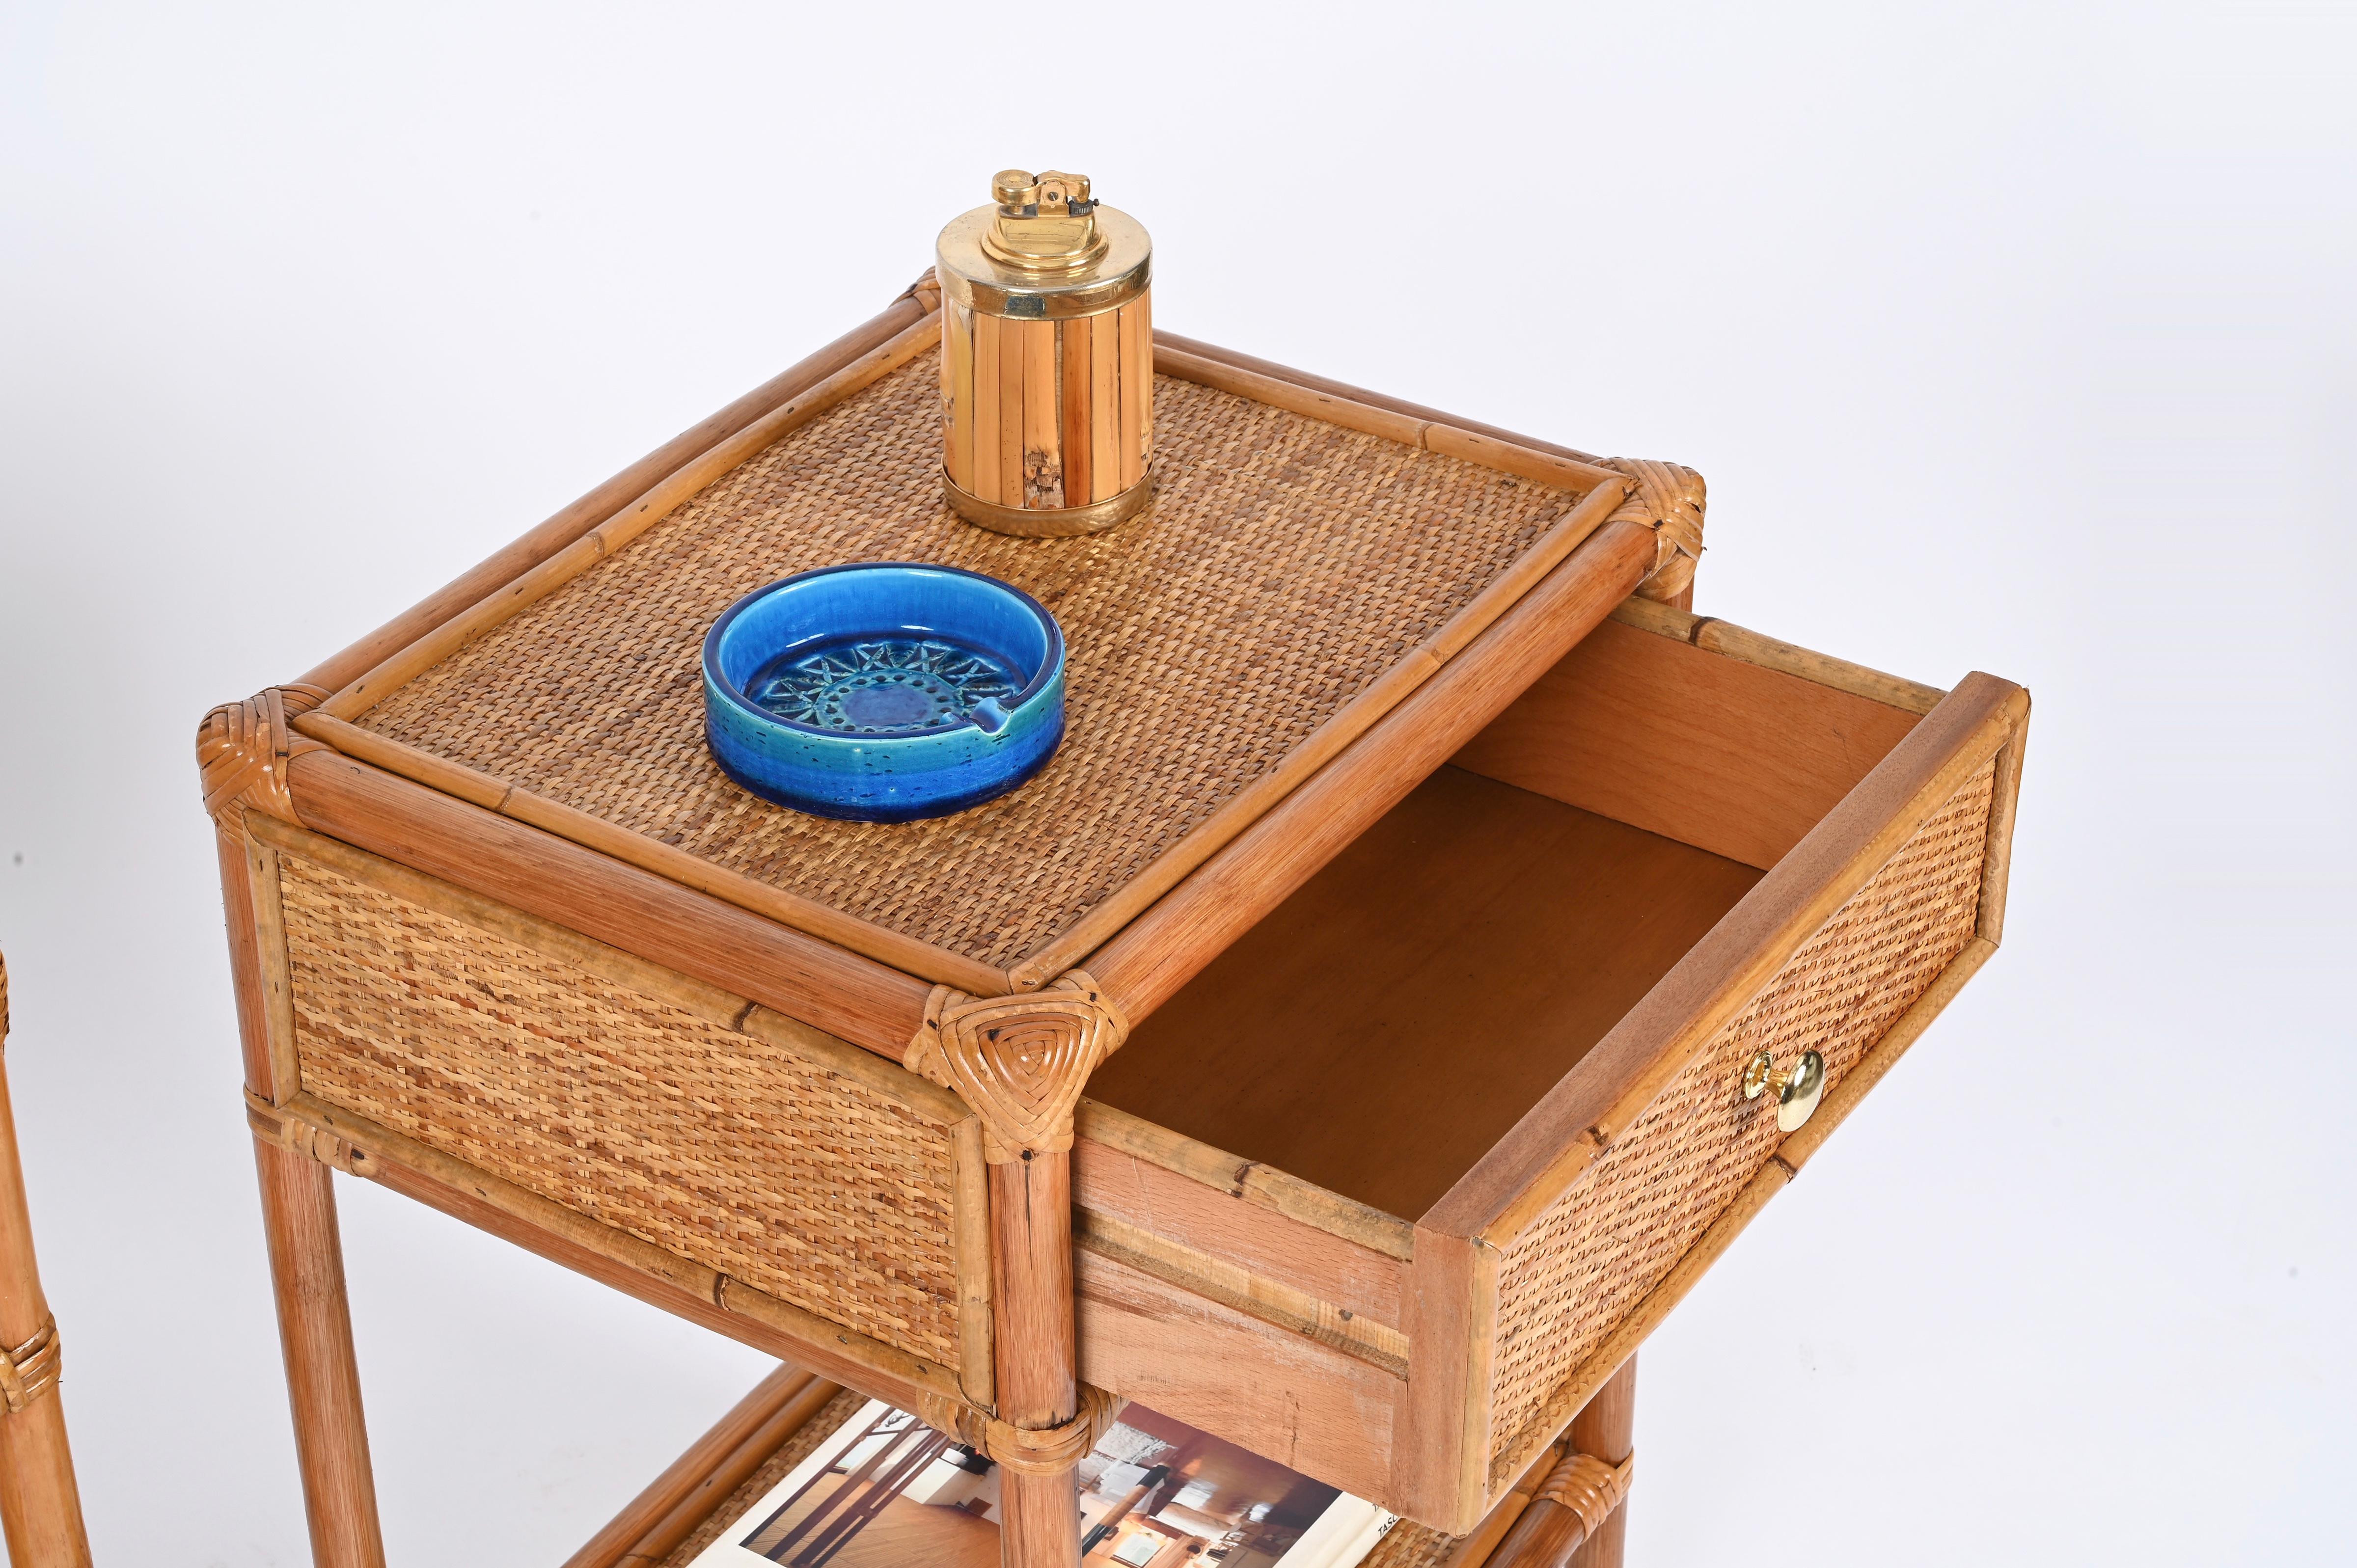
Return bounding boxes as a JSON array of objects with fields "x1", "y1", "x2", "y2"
[
  {"x1": 0, "y1": 959, "x2": 93, "y2": 1568},
  {"x1": 255, "y1": 1140, "x2": 387, "y2": 1568}
]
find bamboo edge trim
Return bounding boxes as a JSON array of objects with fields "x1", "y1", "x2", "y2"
[
  {"x1": 1463, "y1": 679, "x2": 2026, "y2": 1250},
  {"x1": 948, "y1": 1122, "x2": 996, "y2": 1408},
  {"x1": 1480, "y1": 932, "x2": 2001, "y2": 1490},
  {"x1": 1072, "y1": 1209, "x2": 1410, "y2": 1378},
  {"x1": 298, "y1": 275, "x2": 942, "y2": 696},
  {"x1": 251, "y1": 1091, "x2": 1000, "y2": 1414},
  {"x1": 0, "y1": 1316, "x2": 61, "y2": 1415},
  {"x1": 286, "y1": 710, "x2": 1010, "y2": 996},
  {"x1": 1151, "y1": 346, "x2": 1622, "y2": 493},
  {"x1": 1607, "y1": 598, "x2": 1948, "y2": 714},
  {"x1": 1152, "y1": 330, "x2": 1610, "y2": 468},
  {"x1": 240, "y1": 829, "x2": 302, "y2": 1106},
  {"x1": 1976, "y1": 716, "x2": 2030, "y2": 946},
  {"x1": 1072, "y1": 1099, "x2": 1416, "y2": 1262}
]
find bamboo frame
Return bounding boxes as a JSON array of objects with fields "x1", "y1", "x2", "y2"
[
  {"x1": 1151, "y1": 328, "x2": 1611, "y2": 472},
  {"x1": 231, "y1": 626, "x2": 2026, "y2": 1552},
  {"x1": 200, "y1": 272, "x2": 2028, "y2": 1564}
]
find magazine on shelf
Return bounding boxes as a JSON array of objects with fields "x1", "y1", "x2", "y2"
[{"x1": 688, "y1": 1397, "x2": 1398, "y2": 1568}]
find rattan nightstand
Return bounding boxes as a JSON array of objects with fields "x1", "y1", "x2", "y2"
[{"x1": 200, "y1": 273, "x2": 2025, "y2": 1568}]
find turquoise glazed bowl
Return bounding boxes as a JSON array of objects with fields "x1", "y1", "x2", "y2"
[{"x1": 701, "y1": 562, "x2": 1066, "y2": 823}]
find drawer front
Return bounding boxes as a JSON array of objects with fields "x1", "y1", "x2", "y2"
[
  {"x1": 1483, "y1": 755, "x2": 1998, "y2": 1485},
  {"x1": 274, "y1": 848, "x2": 973, "y2": 1373}
]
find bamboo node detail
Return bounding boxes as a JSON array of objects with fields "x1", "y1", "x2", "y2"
[
  {"x1": 197, "y1": 684, "x2": 331, "y2": 830},
  {"x1": 1533, "y1": 1450, "x2": 1634, "y2": 1537},
  {"x1": 0, "y1": 1315, "x2": 61, "y2": 1415},
  {"x1": 1605, "y1": 459, "x2": 1705, "y2": 602},
  {"x1": 905, "y1": 971, "x2": 1128, "y2": 1161}
]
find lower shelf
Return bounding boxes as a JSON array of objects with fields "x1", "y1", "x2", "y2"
[{"x1": 566, "y1": 1365, "x2": 1627, "y2": 1568}]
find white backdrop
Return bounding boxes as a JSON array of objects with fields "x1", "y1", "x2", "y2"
[{"x1": 1, "y1": 2, "x2": 2348, "y2": 1563}]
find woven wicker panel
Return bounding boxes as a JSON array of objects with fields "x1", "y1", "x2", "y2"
[
  {"x1": 1484, "y1": 760, "x2": 1999, "y2": 1483},
  {"x1": 656, "y1": 1386, "x2": 870, "y2": 1568},
  {"x1": 276, "y1": 855, "x2": 962, "y2": 1365},
  {"x1": 356, "y1": 351, "x2": 1582, "y2": 970}
]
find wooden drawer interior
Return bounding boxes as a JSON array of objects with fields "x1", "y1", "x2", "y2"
[{"x1": 1090, "y1": 611, "x2": 1930, "y2": 1221}]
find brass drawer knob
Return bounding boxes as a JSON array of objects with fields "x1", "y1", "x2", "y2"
[{"x1": 1742, "y1": 1049, "x2": 1825, "y2": 1132}]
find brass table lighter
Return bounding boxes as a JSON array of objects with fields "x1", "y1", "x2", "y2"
[{"x1": 936, "y1": 170, "x2": 1153, "y2": 535}]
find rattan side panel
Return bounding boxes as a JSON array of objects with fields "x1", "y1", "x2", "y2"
[
  {"x1": 356, "y1": 352, "x2": 1582, "y2": 970},
  {"x1": 276, "y1": 855, "x2": 961, "y2": 1366},
  {"x1": 1484, "y1": 760, "x2": 1999, "y2": 1481}
]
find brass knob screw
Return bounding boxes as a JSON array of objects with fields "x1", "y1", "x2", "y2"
[{"x1": 1741, "y1": 1049, "x2": 1827, "y2": 1132}]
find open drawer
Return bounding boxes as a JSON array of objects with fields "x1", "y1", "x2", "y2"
[{"x1": 1066, "y1": 598, "x2": 2027, "y2": 1531}]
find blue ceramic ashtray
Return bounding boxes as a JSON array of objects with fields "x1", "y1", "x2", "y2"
[{"x1": 701, "y1": 562, "x2": 1066, "y2": 823}]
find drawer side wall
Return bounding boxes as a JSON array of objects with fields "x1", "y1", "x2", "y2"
[
  {"x1": 276, "y1": 855, "x2": 963, "y2": 1368},
  {"x1": 1483, "y1": 756, "x2": 1998, "y2": 1482}
]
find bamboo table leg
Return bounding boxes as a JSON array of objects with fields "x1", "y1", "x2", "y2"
[
  {"x1": 991, "y1": 1152, "x2": 1081, "y2": 1568},
  {"x1": 255, "y1": 1140, "x2": 388, "y2": 1568},
  {"x1": 1565, "y1": 1356, "x2": 1635, "y2": 1568},
  {"x1": 205, "y1": 704, "x2": 390, "y2": 1568},
  {"x1": 0, "y1": 957, "x2": 93, "y2": 1568},
  {"x1": 904, "y1": 972, "x2": 1128, "y2": 1568}
]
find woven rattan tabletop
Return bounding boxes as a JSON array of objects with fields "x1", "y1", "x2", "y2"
[{"x1": 352, "y1": 343, "x2": 1600, "y2": 977}]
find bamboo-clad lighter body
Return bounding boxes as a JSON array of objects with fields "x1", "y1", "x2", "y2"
[{"x1": 937, "y1": 170, "x2": 1153, "y2": 536}]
